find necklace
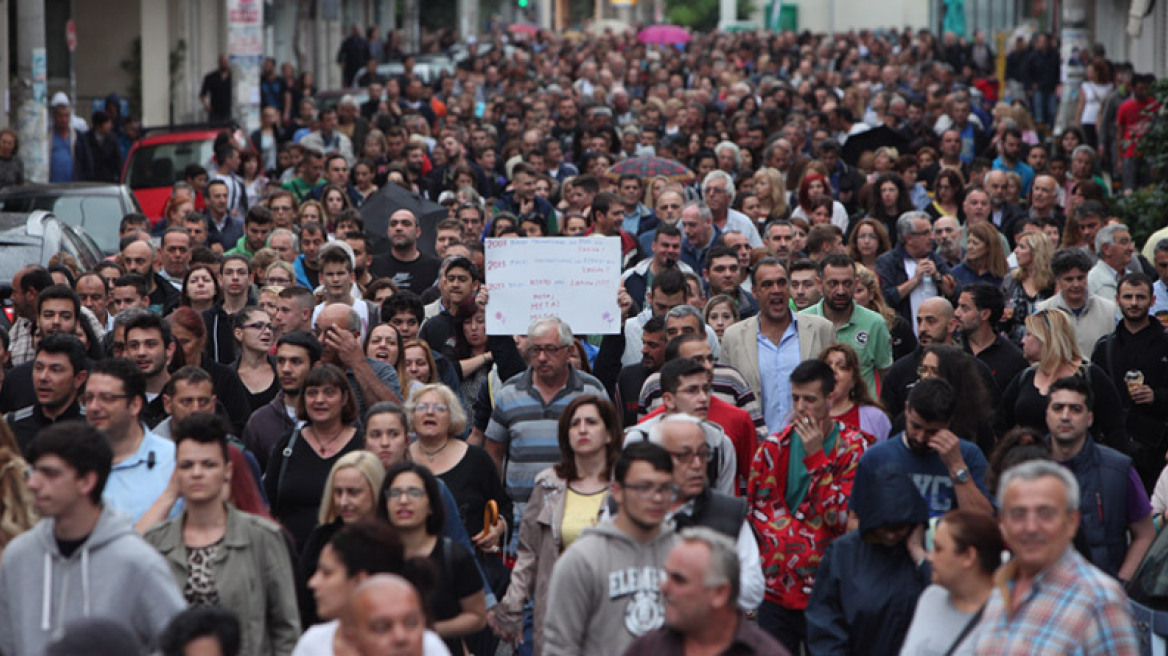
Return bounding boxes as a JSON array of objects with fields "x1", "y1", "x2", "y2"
[
  {"x1": 417, "y1": 439, "x2": 450, "y2": 462},
  {"x1": 310, "y1": 425, "x2": 347, "y2": 456}
]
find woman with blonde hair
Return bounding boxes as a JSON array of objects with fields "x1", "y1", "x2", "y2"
[
  {"x1": 855, "y1": 264, "x2": 917, "y2": 361},
  {"x1": 1002, "y1": 231, "x2": 1055, "y2": 345},
  {"x1": 0, "y1": 421, "x2": 35, "y2": 554},
  {"x1": 752, "y1": 167, "x2": 788, "y2": 219},
  {"x1": 952, "y1": 222, "x2": 1009, "y2": 288},
  {"x1": 297, "y1": 450, "x2": 386, "y2": 627},
  {"x1": 997, "y1": 308, "x2": 1125, "y2": 448}
]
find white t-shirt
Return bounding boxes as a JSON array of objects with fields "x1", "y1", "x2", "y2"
[
  {"x1": 905, "y1": 257, "x2": 939, "y2": 336},
  {"x1": 291, "y1": 620, "x2": 451, "y2": 656},
  {"x1": 1079, "y1": 82, "x2": 1115, "y2": 124}
]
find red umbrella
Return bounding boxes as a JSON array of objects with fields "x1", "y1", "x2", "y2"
[
  {"x1": 637, "y1": 25, "x2": 691, "y2": 45},
  {"x1": 507, "y1": 23, "x2": 539, "y2": 37},
  {"x1": 606, "y1": 156, "x2": 695, "y2": 184}
]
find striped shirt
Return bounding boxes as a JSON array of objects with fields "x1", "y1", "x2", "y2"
[
  {"x1": 973, "y1": 548, "x2": 1138, "y2": 655},
  {"x1": 638, "y1": 363, "x2": 765, "y2": 439},
  {"x1": 485, "y1": 366, "x2": 608, "y2": 504}
]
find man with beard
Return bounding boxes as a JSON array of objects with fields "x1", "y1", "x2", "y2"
[
  {"x1": 763, "y1": 220, "x2": 799, "y2": 261},
  {"x1": 879, "y1": 297, "x2": 960, "y2": 420},
  {"x1": 615, "y1": 316, "x2": 667, "y2": 428},
  {"x1": 1043, "y1": 375, "x2": 1154, "y2": 579},
  {"x1": 369, "y1": 209, "x2": 440, "y2": 295},
  {"x1": 955, "y1": 283, "x2": 1027, "y2": 394},
  {"x1": 992, "y1": 127, "x2": 1036, "y2": 196},
  {"x1": 788, "y1": 259, "x2": 822, "y2": 312},
  {"x1": 932, "y1": 216, "x2": 964, "y2": 268},
  {"x1": 6, "y1": 334, "x2": 88, "y2": 453},
  {"x1": 983, "y1": 170, "x2": 1027, "y2": 243},
  {"x1": 123, "y1": 311, "x2": 179, "y2": 434},
  {"x1": 199, "y1": 54, "x2": 233, "y2": 122},
  {"x1": 402, "y1": 143, "x2": 428, "y2": 194},
  {"x1": 857, "y1": 377, "x2": 993, "y2": 519},
  {"x1": 418, "y1": 256, "x2": 480, "y2": 357},
  {"x1": 121, "y1": 235, "x2": 180, "y2": 315},
  {"x1": 294, "y1": 222, "x2": 327, "y2": 289},
  {"x1": 800, "y1": 254, "x2": 892, "y2": 392},
  {"x1": 1092, "y1": 273, "x2": 1168, "y2": 491},
  {"x1": 242, "y1": 331, "x2": 321, "y2": 471}
]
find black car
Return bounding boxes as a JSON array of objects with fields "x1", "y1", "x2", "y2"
[{"x1": 0, "y1": 182, "x2": 141, "y2": 255}]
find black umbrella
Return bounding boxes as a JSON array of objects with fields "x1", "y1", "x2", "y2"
[
  {"x1": 840, "y1": 126, "x2": 911, "y2": 167},
  {"x1": 359, "y1": 184, "x2": 448, "y2": 257}
]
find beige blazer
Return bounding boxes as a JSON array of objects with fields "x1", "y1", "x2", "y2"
[{"x1": 720, "y1": 313, "x2": 837, "y2": 399}]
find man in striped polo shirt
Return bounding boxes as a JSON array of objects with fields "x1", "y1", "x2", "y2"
[{"x1": 484, "y1": 315, "x2": 608, "y2": 549}]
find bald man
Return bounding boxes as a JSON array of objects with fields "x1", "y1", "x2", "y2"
[
  {"x1": 346, "y1": 575, "x2": 441, "y2": 656},
  {"x1": 314, "y1": 303, "x2": 401, "y2": 416},
  {"x1": 120, "y1": 237, "x2": 180, "y2": 315}
]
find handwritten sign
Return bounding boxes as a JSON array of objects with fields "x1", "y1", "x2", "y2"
[{"x1": 485, "y1": 237, "x2": 622, "y2": 335}]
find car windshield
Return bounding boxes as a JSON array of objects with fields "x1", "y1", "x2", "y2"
[
  {"x1": 0, "y1": 194, "x2": 126, "y2": 254},
  {"x1": 125, "y1": 139, "x2": 214, "y2": 190}
]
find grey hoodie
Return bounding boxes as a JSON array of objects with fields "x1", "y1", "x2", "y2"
[
  {"x1": 0, "y1": 506, "x2": 186, "y2": 656},
  {"x1": 542, "y1": 517, "x2": 678, "y2": 656}
]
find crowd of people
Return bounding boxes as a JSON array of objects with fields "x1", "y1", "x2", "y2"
[{"x1": 0, "y1": 19, "x2": 1164, "y2": 656}]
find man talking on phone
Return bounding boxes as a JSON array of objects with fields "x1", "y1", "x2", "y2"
[{"x1": 852, "y1": 377, "x2": 993, "y2": 519}]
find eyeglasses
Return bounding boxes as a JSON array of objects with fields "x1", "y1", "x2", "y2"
[
  {"x1": 916, "y1": 364, "x2": 939, "y2": 377},
  {"x1": 82, "y1": 392, "x2": 130, "y2": 405},
  {"x1": 266, "y1": 277, "x2": 292, "y2": 286},
  {"x1": 669, "y1": 448, "x2": 713, "y2": 465},
  {"x1": 530, "y1": 344, "x2": 570, "y2": 356},
  {"x1": 414, "y1": 403, "x2": 449, "y2": 414},
  {"x1": 387, "y1": 487, "x2": 426, "y2": 500},
  {"x1": 1003, "y1": 505, "x2": 1067, "y2": 524},
  {"x1": 622, "y1": 482, "x2": 679, "y2": 499},
  {"x1": 243, "y1": 322, "x2": 274, "y2": 332}
]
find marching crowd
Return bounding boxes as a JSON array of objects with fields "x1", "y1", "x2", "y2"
[{"x1": 0, "y1": 19, "x2": 1164, "y2": 656}]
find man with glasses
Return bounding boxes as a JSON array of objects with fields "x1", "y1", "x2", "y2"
[
  {"x1": 641, "y1": 189, "x2": 686, "y2": 255},
  {"x1": 644, "y1": 414, "x2": 763, "y2": 613},
  {"x1": 876, "y1": 211, "x2": 957, "y2": 329},
  {"x1": 543, "y1": 441, "x2": 678, "y2": 656},
  {"x1": 974, "y1": 459, "x2": 1138, "y2": 653},
  {"x1": 748, "y1": 360, "x2": 867, "y2": 654},
  {"x1": 84, "y1": 357, "x2": 176, "y2": 522},
  {"x1": 484, "y1": 316, "x2": 608, "y2": 547},
  {"x1": 265, "y1": 190, "x2": 298, "y2": 231},
  {"x1": 369, "y1": 209, "x2": 440, "y2": 295}
]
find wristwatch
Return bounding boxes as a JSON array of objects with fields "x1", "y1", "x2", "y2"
[{"x1": 952, "y1": 468, "x2": 970, "y2": 484}]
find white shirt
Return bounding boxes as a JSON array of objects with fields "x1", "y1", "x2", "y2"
[
  {"x1": 905, "y1": 257, "x2": 939, "y2": 336},
  {"x1": 292, "y1": 621, "x2": 451, "y2": 656}
]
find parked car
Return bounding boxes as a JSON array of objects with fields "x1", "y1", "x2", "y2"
[
  {"x1": 0, "y1": 182, "x2": 141, "y2": 255},
  {"x1": 0, "y1": 210, "x2": 104, "y2": 326},
  {"x1": 121, "y1": 123, "x2": 251, "y2": 224}
]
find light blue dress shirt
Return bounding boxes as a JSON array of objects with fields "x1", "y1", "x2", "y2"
[{"x1": 757, "y1": 316, "x2": 801, "y2": 433}]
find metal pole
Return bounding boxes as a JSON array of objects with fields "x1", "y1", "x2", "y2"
[
  {"x1": 0, "y1": 0, "x2": 9, "y2": 128},
  {"x1": 15, "y1": 0, "x2": 47, "y2": 182}
]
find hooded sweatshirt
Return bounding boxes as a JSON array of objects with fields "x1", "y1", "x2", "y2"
[
  {"x1": 0, "y1": 506, "x2": 186, "y2": 656},
  {"x1": 542, "y1": 517, "x2": 678, "y2": 656},
  {"x1": 806, "y1": 467, "x2": 930, "y2": 656}
]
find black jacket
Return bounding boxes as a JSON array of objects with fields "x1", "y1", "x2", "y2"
[
  {"x1": 807, "y1": 468, "x2": 930, "y2": 655},
  {"x1": 874, "y1": 245, "x2": 955, "y2": 328}
]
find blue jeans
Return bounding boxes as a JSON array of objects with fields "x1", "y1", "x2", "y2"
[{"x1": 1032, "y1": 89, "x2": 1058, "y2": 126}]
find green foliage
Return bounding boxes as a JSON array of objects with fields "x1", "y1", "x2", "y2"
[
  {"x1": 1113, "y1": 79, "x2": 1168, "y2": 245},
  {"x1": 666, "y1": 0, "x2": 755, "y2": 31}
]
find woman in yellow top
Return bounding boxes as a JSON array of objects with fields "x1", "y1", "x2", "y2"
[{"x1": 487, "y1": 395, "x2": 623, "y2": 655}]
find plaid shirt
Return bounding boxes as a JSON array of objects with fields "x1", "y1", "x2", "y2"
[
  {"x1": 974, "y1": 548, "x2": 1139, "y2": 655},
  {"x1": 7, "y1": 317, "x2": 34, "y2": 366}
]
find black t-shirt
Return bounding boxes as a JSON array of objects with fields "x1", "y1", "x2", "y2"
[
  {"x1": 369, "y1": 251, "x2": 440, "y2": 295},
  {"x1": 57, "y1": 534, "x2": 89, "y2": 559},
  {"x1": 427, "y1": 537, "x2": 484, "y2": 656},
  {"x1": 436, "y1": 445, "x2": 513, "y2": 543},
  {"x1": 264, "y1": 427, "x2": 364, "y2": 550},
  {"x1": 200, "y1": 70, "x2": 233, "y2": 120}
]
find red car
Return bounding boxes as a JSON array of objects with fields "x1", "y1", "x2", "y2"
[{"x1": 121, "y1": 124, "x2": 251, "y2": 225}]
